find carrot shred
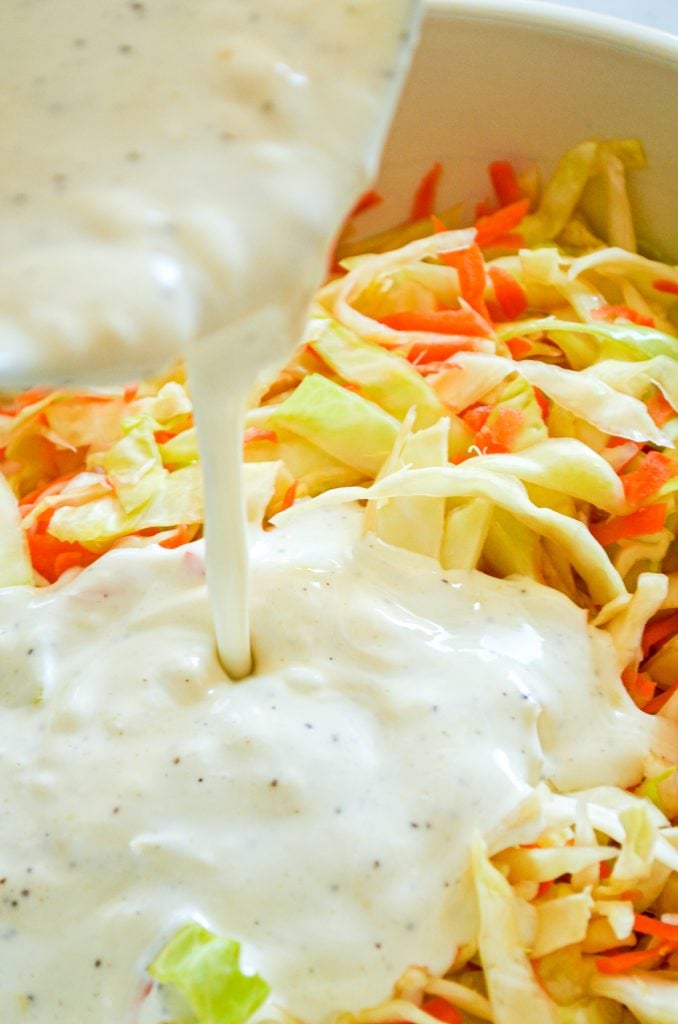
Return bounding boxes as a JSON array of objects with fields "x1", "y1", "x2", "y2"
[
  {"x1": 589, "y1": 503, "x2": 667, "y2": 547},
  {"x1": 440, "y1": 243, "x2": 491, "y2": 321},
  {"x1": 653, "y1": 278, "x2": 678, "y2": 296},
  {"x1": 280, "y1": 480, "x2": 297, "y2": 513},
  {"x1": 505, "y1": 336, "x2": 531, "y2": 360},
  {"x1": 489, "y1": 160, "x2": 523, "y2": 207},
  {"x1": 404, "y1": 337, "x2": 481, "y2": 363},
  {"x1": 159, "y1": 524, "x2": 195, "y2": 550},
  {"x1": 475, "y1": 197, "x2": 495, "y2": 219},
  {"x1": 642, "y1": 681, "x2": 678, "y2": 714},
  {"x1": 592, "y1": 305, "x2": 655, "y2": 328},
  {"x1": 647, "y1": 391, "x2": 675, "y2": 427},
  {"x1": 410, "y1": 162, "x2": 443, "y2": 222},
  {"x1": 489, "y1": 265, "x2": 528, "y2": 319},
  {"x1": 349, "y1": 189, "x2": 383, "y2": 218},
  {"x1": 642, "y1": 610, "x2": 678, "y2": 655},
  {"x1": 634, "y1": 914, "x2": 678, "y2": 942},
  {"x1": 475, "y1": 407, "x2": 525, "y2": 454},
  {"x1": 462, "y1": 405, "x2": 492, "y2": 432},
  {"x1": 27, "y1": 532, "x2": 100, "y2": 583},
  {"x1": 420, "y1": 997, "x2": 463, "y2": 1024},
  {"x1": 622, "y1": 668, "x2": 656, "y2": 707},
  {"x1": 243, "y1": 427, "x2": 278, "y2": 446},
  {"x1": 123, "y1": 383, "x2": 139, "y2": 403},
  {"x1": 475, "y1": 198, "x2": 530, "y2": 248},
  {"x1": 621, "y1": 451, "x2": 672, "y2": 507},
  {"x1": 596, "y1": 944, "x2": 672, "y2": 974},
  {"x1": 599, "y1": 861, "x2": 613, "y2": 880},
  {"x1": 380, "y1": 308, "x2": 493, "y2": 338},
  {"x1": 0, "y1": 387, "x2": 51, "y2": 417}
]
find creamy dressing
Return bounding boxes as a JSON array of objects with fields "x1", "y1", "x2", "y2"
[
  {"x1": 0, "y1": 0, "x2": 420, "y2": 675},
  {"x1": 0, "y1": 502, "x2": 672, "y2": 1023}
]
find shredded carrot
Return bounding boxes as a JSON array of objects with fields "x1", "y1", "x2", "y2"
[
  {"x1": 653, "y1": 278, "x2": 678, "y2": 296},
  {"x1": 462, "y1": 405, "x2": 492, "y2": 432},
  {"x1": 489, "y1": 160, "x2": 523, "y2": 207},
  {"x1": 589, "y1": 503, "x2": 667, "y2": 547},
  {"x1": 410, "y1": 162, "x2": 443, "y2": 222},
  {"x1": 533, "y1": 388, "x2": 550, "y2": 420},
  {"x1": 0, "y1": 387, "x2": 51, "y2": 417},
  {"x1": 27, "y1": 532, "x2": 100, "y2": 583},
  {"x1": 647, "y1": 391, "x2": 676, "y2": 427},
  {"x1": 505, "y1": 336, "x2": 531, "y2": 360},
  {"x1": 634, "y1": 914, "x2": 678, "y2": 942},
  {"x1": 536, "y1": 879, "x2": 554, "y2": 898},
  {"x1": 420, "y1": 997, "x2": 463, "y2": 1024},
  {"x1": 596, "y1": 944, "x2": 672, "y2": 974},
  {"x1": 489, "y1": 265, "x2": 528, "y2": 319},
  {"x1": 599, "y1": 861, "x2": 613, "y2": 880},
  {"x1": 123, "y1": 383, "x2": 139, "y2": 402},
  {"x1": 243, "y1": 427, "x2": 279, "y2": 446},
  {"x1": 592, "y1": 305, "x2": 655, "y2": 328},
  {"x1": 349, "y1": 189, "x2": 383, "y2": 218},
  {"x1": 475, "y1": 407, "x2": 525, "y2": 454},
  {"x1": 475, "y1": 198, "x2": 530, "y2": 248},
  {"x1": 440, "y1": 243, "x2": 491, "y2": 321},
  {"x1": 475, "y1": 197, "x2": 494, "y2": 220},
  {"x1": 404, "y1": 338, "x2": 481, "y2": 363},
  {"x1": 280, "y1": 480, "x2": 298, "y2": 513},
  {"x1": 380, "y1": 308, "x2": 493, "y2": 338},
  {"x1": 642, "y1": 610, "x2": 678, "y2": 655},
  {"x1": 642, "y1": 681, "x2": 678, "y2": 714},
  {"x1": 621, "y1": 451, "x2": 672, "y2": 507},
  {"x1": 622, "y1": 668, "x2": 656, "y2": 708},
  {"x1": 159, "y1": 524, "x2": 195, "y2": 550}
]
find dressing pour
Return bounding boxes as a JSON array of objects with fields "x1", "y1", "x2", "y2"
[{"x1": 0, "y1": 0, "x2": 421, "y2": 677}]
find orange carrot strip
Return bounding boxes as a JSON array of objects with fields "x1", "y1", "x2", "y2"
[
  {"x1": 159, "y1": 524, "x2": 195, "y2": 550},
  {"x1": 405, "y1": 337, "x2": 481, "y2": 363},
  {"x1": 380, "y1": 308, "x2": 493, "y2": 338},
  {"x1": 506, "y1": 337, "x2": 532, "y2": 360},
  {"x1": 280, "y1": 480, "x2": 297, "y2": 513},
  {"x1": 653, "y1": 278, "x2": 678, "y2": 296},
  {"x1": 596, "y1": 944, "x2": 671, "y2": 974},
  {"x1": 123, "y1": 383, "x2": 139, "y2": 402},
  {"x1": 634, "y1": 915, "x2": 678, "y2": 942},
  {"x1": 647, "y1": 391, "x2": 676, "y2": 427},
  {"x1": 410, "y1": 162, "x2": 443, "y2": 222},
  {"x1": 592, "y1": 306, "x2": 655, "y2": 328},
  {"x1": 642, "y1": 610, "x2": 678, "y2": 655},
  {"x1": 349, "y1": 189, "x2": 383, "y2": 218},
  {"x1": 475, "y1": 198, "x2": 530, "y2": 247},
  {"x1": 642, "y1": 681, "x2": 678, "y2": 714},
  {"x1": 622, "y1": 668, "x2": 656, "y2": 707},
  {"x1": 476, "y1": 407, "x2": 525, "y2": 454},
  {"x1": 421, "y1": 997, "x2": 463, "y2": 1024},
  {"x1": 590, "y1": 504, "x2": 667, "y2": 547},
  {"x1": 243, "y1": 427, "x2": 278, "y2": 446},
  {"x1": 489, "y1": 160, "x2": 523, "y2": 207},
  {"x1": 27, "y1": 533, "x2": 100, "y2": 583},
  {"x1": 489, "y1": 265, "x2": 528, "y2": 319},
  {"x1": 462, "y1": 405, "x2": 492, "y2": 432},
  {"x1": 440, "y1": 243, "x2": 491, "y2": 321},
  {"x1": 621, "y1": 452, "x2": 672, "y2": 507}
]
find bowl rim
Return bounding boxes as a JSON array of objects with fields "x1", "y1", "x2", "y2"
[{"x1": 424, "y1": 0, "x2": 678, "y2": 64}]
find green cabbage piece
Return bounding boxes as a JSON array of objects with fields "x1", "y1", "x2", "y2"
[
  {"x1": 0, "y1": 473, "x2": 32, "y2": 586},
  {"x1": 271, "y1": 373, "x2": 399, "y2": 476},
  {"x1": 496, "y1": 317, "x2": 678, "y2": 365},
  {"x1": 285, "y1": 464, "x2": 626, "y2": 605},
  {"x1": 308, "y1": 318, "x2": 446, "y2": 428},
  {"x1": 589, "y1": 972, "x2": 678, "y2": 1024},
  {"x1": 483, "y1": 508, "x2": 541, "y2": 580},
  {"x1": 103, "y1": 415, "x2": 168, "y2": 514},
  {"x1": 148, "y1": 922, "x2": 269, "y2": 1024},
  {"x1": 584, "y1": 356, "x2": 678, "y2": 411},
  {"x1": 441, "y1": 497, "x2": 492, "y2": 571},
  {"x1": 521, "y1": 140, "x2": 599, "y2": 244},
  {"x1": 471, "y1": 834, "x2": 560, "y2": 1024}
]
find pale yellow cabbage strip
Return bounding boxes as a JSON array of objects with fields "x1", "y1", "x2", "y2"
[{"x1": 471, "y1": 834, "x2": 560, "y2": 1024}]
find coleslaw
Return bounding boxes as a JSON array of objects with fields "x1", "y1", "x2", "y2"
[{"x1": 1, "y1": 138, "x2": 677, "y2": 1023}]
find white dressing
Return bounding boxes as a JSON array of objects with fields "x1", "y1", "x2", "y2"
[{"x1": 0, "y1": 503, "x2": 671, "y2": 1022}]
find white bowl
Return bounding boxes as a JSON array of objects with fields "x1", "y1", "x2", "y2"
[{"x1": 371, "y1": 0, "x2": 678, "y2": 256}]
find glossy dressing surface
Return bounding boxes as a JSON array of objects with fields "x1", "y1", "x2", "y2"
[{"x1": 0, "y1": 503, "x2": 669, "y2": 1022}]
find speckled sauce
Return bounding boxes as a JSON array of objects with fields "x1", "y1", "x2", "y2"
[
  {"x1": 0, "y1": 503, "x2": 671, "y2": 1023},
  {"x1": 0, "y1": 0, "x2": 421, "y2": 676}
]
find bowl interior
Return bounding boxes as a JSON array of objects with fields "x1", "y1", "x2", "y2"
[{"x1": 369, "y1": 0, "x2": 678, "y2": 257}]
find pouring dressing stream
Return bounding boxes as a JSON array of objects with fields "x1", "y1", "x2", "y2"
[{"x1": 0, "y1": 0, "x2": 421, "y2": 677}]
